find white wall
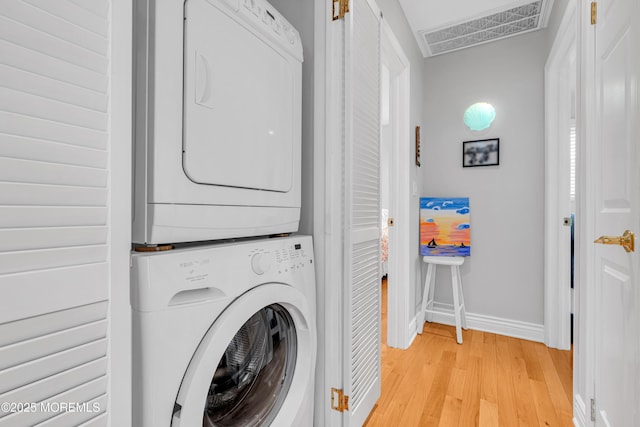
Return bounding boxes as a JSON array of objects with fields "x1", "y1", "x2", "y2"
[
  {"x1": 422, "y1": 31, "x2": 547, "y2": 328},
  {"x1": 546, "y1": 0, "x2": 571, "y2": 51},
  {"x1": 268, "y1": 0, "x2": 314, "y2": 236}
]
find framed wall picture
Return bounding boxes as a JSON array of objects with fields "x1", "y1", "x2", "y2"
[{"x1": 462, "y1": 138, "x2": 499, "y2": 167}]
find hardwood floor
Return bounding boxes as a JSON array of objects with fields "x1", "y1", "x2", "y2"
[{"x1": 365, "y1": 278, "x2": 573, "y2": 427}]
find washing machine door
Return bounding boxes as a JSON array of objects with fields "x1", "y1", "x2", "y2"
[{"x1": 171, "y1": 283, "x2": 314, "y2": 427}]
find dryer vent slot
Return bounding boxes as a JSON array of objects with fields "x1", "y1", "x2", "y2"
[{"x1": 169, "y1": 287, "x2": 226, "y2": 307}]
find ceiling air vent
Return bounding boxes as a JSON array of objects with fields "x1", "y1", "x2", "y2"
[{"x1": 419, "y1": 0, "x2": 546, "y2": 57}]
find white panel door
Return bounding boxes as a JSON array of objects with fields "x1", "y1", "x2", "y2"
[
  {"x1": 592, "y1": 0, "x2": 640, "y2": 424},
  {"x1": 343, "y1": 0, "x2": 381, "y2": 425}
]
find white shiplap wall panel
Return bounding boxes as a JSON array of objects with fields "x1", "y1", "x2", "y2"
[{"x1": 0, "y1": 0, "x2": 111, "y2": 424}]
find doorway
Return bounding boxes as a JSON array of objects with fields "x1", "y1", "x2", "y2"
[
  {"x1": 544, "y1": 0, "x2": 576, "y2": 351},
  {"x1": 380, "y1": 19, "x2": 412, "y2": 349}
]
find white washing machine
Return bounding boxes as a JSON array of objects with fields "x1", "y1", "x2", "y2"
[
  {"x1": 131, "y1": 235, "x2": 316, "y2": 426},
  {"x1": 133, "y1": 0, "x2": 303, "y2": 245}
]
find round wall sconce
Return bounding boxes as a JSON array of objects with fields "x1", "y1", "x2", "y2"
[{"x1": 463, "y1": 102, "x2": 496, "y2": 131}]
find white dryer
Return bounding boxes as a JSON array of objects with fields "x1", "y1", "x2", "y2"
[
  {"x1": 131, "y1": 235, "x2": 316, "y2": 426},
  {"x1": 133, "y1": 0, "x2": 303, "y2": 244}
]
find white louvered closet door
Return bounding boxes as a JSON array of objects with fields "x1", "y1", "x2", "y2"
[
  {"x1": 343, "y1": 0, "x2": 381, "y2": 425},
  {"x1": 0, "y1": 1, "x2": 111, "y2": 425}
]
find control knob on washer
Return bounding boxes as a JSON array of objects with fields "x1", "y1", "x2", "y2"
[{"x1": 251, "y1": 252, "x2": 272, "y2": 275}]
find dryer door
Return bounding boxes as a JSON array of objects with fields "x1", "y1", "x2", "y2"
[
  {"x1": 183, "y1": 0, "x2": 300, "y2": 192},
  {"x1": 171, "y1": 283, "x2": 314, "y2": 427}
]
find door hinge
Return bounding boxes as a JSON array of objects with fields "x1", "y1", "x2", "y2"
[
  {"x1": 591, "y1": 2, "x2": 597, "y2": 25},
  {"x1": 590, "y1": 398, "x2": 596, "y2": 421},
  {"x1": 332, "y1": 0, "x2": 349, "y2": 21},
  {"x1": 331, "y1": 388, "x2": 350, "y2": 412}
]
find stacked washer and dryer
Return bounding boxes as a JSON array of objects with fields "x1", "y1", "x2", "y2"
[{"x1": 131, "y1": 0, "x2": 315, "y2": 425}]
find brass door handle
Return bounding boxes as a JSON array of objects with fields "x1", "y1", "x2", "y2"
[{"x1": 594, "y1": 230, "x2": 635, "y2": 253}]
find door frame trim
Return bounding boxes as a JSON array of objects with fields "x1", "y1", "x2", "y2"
[
  {"x1": 312, "y1": 0, "x2": 344, "y2": 425},
  {"x1": 381, "y1": 19, "x2": 413, "y2": 349}
]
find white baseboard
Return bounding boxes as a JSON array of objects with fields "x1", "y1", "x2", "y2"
[
  {"x1": 417, "y1": 302, "x2": 545, "y2": 343},
  {"x1": 573, "y1": 394, "x2": 587, "y2": 427},
  {"x1": 406, "y1": 317, "x2": 417, "y2": 348}
]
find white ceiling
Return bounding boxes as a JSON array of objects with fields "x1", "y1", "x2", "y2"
[{"x1": 398, "y1": 0, "x2": 555, "y2": 57}]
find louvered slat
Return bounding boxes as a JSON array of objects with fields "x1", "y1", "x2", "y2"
[
  {"x1": 0, "y1": 134, "x2": 107, "y2": 168},
  {"x1": 0, "y1": 40, "x2": 107, "y2": 93},
  {"x1": 0, "y1": 245, "x2": 108, "y2": 275},
  {"x1": 0, "y1": 339, "x2": 107, "y2": 395},
  {"x1": 2, "y1": 1, "x2": 108, "y2": 54},
  {"x1": 0, "y1": 112, "x2": 107, "y2": 149},
  {"x1": 0, "y1": 158, "x2": 107, "y2": 187},
  {"x1": 0, "y1": 377, "x2": 107, "y2": 426},
  {"x1": 0, "y1": 358, "x2": 107, "y2": 412},
  {"x1": 66, "y1": 0, "x2": 109, "y2": 19},
  {"x1": 36, "y1": 394, "x2": 107, "y2": 427},
  {"x1": 76, "y1": 412, "x2": 108, "y2": 427},
  {"x1": 0, "y1": 227, "x2": 108, "y2": 252},
  {"x1": 0, "y1": 319, "x2": 107, "y2": 370},
  {"x1": 0, "y1": 182, "x2": 107, "y2": 208},
  {"x1": 0, "y1": 301, "x2": 107, "y2": 347}
]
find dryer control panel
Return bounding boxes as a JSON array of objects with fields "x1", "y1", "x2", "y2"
[{"x1": 238, "y1": 0, "x2": 303, "y2": 60}]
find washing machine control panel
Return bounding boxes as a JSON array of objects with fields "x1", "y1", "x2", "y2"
[{"x1": 248, "y1": 240, "x2": 312, "y2": 277}]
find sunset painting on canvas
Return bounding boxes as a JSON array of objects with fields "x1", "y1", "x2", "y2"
[{"x1": 420, "y1": 197, "x2": 471, "y2": 257}]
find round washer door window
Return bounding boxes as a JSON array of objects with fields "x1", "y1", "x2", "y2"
[
  {"x1": 171, "y1": 283, "x2": 313, "y2": 427},
  {"x1": 203, "y1": 304, "x2": 297, "y2": 426}
]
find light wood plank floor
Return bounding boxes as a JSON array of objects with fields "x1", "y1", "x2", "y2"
[{"x1": 365, "y1": 278, "x2": 573, "y2": 427}]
